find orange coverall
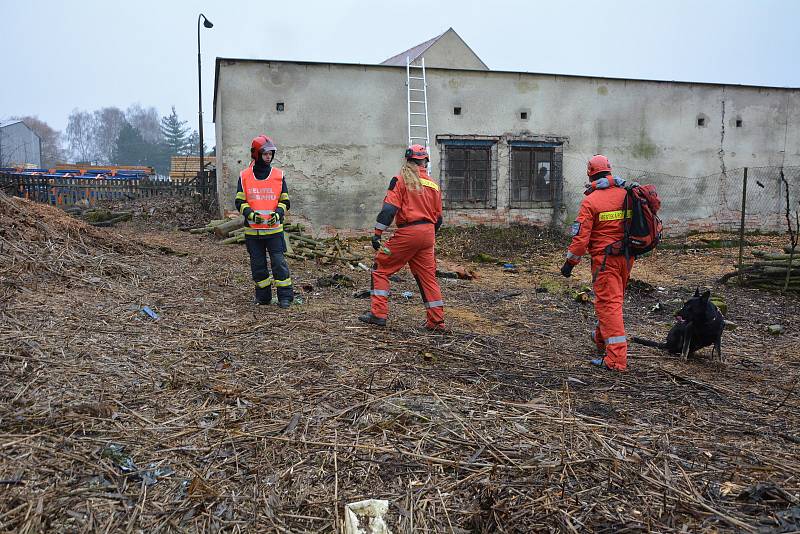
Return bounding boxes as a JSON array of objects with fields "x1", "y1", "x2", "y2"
[
  {"x1": 565, "y1": 180, "x2": 633, "y2": 371},
  {"x1": 371, "y1": 168, "x2": 444, "y2": 329}
]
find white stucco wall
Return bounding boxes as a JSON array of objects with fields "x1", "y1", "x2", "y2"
[
  {"x1": 417, "y1": 30, "x2": 488, "y2": 70},
  {"x1": 214, "y1": 59, "x2": 799, "y2": 235}
]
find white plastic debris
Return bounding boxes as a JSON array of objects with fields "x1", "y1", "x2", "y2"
[{"x1": 344, "y1": 499, "x2": 392, "y2": 534}]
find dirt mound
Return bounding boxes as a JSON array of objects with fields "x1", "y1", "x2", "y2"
[
  {"x1": 437, "y1": 224, "x2": 568, "y2": 262},
  {"x1": 0, "y1": 193, "x2": 150, "y2": 292}
]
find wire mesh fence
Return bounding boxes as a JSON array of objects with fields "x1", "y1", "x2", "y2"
[
  {"x1": 614, "y1": 165, "x2": 800, "y2": 237},
  {"x1": 641, "y1": 165, "x2": 798, "y2": 272},
  {"x1": 561, "y1": 154, "x2": 800, "y2": 270}
]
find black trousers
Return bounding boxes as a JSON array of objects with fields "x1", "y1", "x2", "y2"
[{"x1": 245, "y1": 234, "x2": 293, "y2": 302}]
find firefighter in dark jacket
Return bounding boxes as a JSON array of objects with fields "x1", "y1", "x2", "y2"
[
  {"x1": 560, "y1": 154, "x2": 637, "y2": 372},
  {"x1": 235, "y1": 135, "x2": 293, "y2": 308}
]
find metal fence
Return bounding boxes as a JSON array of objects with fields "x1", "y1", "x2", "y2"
[{"x1": 0, "y1": 171, "x2": 216, "y2": 207}]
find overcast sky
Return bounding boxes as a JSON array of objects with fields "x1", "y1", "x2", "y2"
[{"x1": 2, "y1": 0, "x2": 798, "y2": 148}]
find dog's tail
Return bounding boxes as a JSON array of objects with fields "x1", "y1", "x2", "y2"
[{"x1": 631, "y1": 337, "x2": 667, "y2": 349}]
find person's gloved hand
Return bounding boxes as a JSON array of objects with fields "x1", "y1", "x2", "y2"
[
  {"x1": 371, "y1": 233, "x2": 382, "y2": 251},
  {"x1": 248, "y1": 211, "x2": 264, "y2": 224},
  {"x1": 624, "y1": 180, "x2": 640, "y2": 191},
  {"x1": 267, "y1": 212, "x2": 281, "y2": 226},
  {"x1": 560, "y1": 261, "x2": 575, "y2": 278}
]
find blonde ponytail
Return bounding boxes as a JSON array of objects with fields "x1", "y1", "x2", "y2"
[{"x1": 401, "y1": 161, "x2": 422, "y2": 192}]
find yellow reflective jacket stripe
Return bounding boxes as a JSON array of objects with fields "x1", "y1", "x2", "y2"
[
  {"x1": 419, "y1": 178, "x2": 440, "y2": 191},
  {"x1": 244, "y1": 225, "x2": 284, "y2": 236},
  {"x1": 598, "y1": 209, "x2": 632, "y2": 221}
]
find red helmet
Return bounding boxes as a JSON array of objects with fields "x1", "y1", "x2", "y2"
[
  {"x1": 251, "y1": 135, "x2": 277, "y2": 159},
  {"x1": 405, "y1": 144, "x2": 429, "y2": 161},
  {"x1": 587, "y1": 154, "x2": 611, "y2": 177}
]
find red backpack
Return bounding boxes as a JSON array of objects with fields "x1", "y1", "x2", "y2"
[{"x1": 623, "y1": 184, "x2": 662, "y2": 257}]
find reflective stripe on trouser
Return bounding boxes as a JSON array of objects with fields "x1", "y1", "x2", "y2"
[
  {"x1": 371, "y1": 225, "x2": 444, "y2": 328},
  {"x1": 256, "y1": 277, "x2": 273, "y2": 289},
  {"x1": 591, "y1": 254, "x2": 633, "y2": 371},
  {"x1": 245, "y1": 234, "x2": 294, "y2": 302}
]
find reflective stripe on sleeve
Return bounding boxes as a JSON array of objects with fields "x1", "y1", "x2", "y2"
[
  {"x1": 375, "y1": 222, "x2": 388, "y2": 231},
  {"x1": 236, "y1": 191, "x2": 247, "y2": 201},
  {"x1": 605, "y1": 335, "x2": 627, "y2": 345},
  {"x1": 566, "y1": 251, "x2": 581, "y2": 261}
]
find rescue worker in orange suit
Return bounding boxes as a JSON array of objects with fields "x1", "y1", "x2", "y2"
[
  {"x1": 359, "y1": 145, "x2": 445, "y2": 330},
  {"x1": 560, "y1": 155, "x2": 639, "y2": 372},
  {"x1": 235, "y1": 135, "x2": 293, "y2": 308}
]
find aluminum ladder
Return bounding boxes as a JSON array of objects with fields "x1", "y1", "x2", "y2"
[{"x1": 406, "y1": 56, "x2": 430, "y2": 163}]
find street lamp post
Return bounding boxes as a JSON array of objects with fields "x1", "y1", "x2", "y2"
[{"x1": 197, "y1": 13, "x2": 213, "y2": 196}]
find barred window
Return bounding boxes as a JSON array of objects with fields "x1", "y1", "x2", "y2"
[
  {"x1": 440, "y1": 141, "x2": 497, "y2": 209},
  {"x1": 510, "y1": 145, "x2": 561, "y2": 207}
]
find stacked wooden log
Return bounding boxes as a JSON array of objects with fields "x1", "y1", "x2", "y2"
[
  {"x1": 720, "y1": 249, "x2": 800, "y2": 292},
  {"x1": 187, "y1": 218, "x2": 367, "y2": 268},
  {"x1": 64, "y1": 207, "x2": 133, "y2": 227}
]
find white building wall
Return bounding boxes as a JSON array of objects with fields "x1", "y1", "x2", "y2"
[
  {"x1": 214, "y1": 59, "x2": 799, "y2": 235},
  {"x1": 0, "y1": 122, "x2": 41, "y2": 167}
]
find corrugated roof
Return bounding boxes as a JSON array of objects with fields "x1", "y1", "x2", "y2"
[{"x1": 380, "y1": 31, "x2": 445, "y2": 66}]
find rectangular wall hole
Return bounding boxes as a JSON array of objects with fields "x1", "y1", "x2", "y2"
[
  {"x1": 276, "y1": 102, "x2": 285, "y2": 112},
  {"x1": 520, "y1": 112, "x2": 528, "y2": 120},
  {"x1": 453, "y1": 107, "x2": 461, "y2": 116},
  {"x1": 697, "y1": 117, "x2": 705, "y2": 126},
  {"x1": 735, "y1": 119, "x2": 743, "y2": 127}
]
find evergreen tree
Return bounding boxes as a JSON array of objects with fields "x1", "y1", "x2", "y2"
[
  {"x1": 160, "y1": 106, "x2": 190, "y2": 156},
  {"x1": 111, "y1": 122, "x2": 149, "y2": 166},
  {"x1": 112, "y1": 122, "x2": 172, "y2": 175},
  {"x1": 185, "y1": 130, "x2": 209, "y2": 156}
]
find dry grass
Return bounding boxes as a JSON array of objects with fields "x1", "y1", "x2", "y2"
[{"x1": 1, "y1": 194, "x2": 798, "y2": 533}]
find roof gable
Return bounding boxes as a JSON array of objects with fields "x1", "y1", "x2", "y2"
[{"x1": 380, "y1": 28, "x2": 488, "y2": 70}]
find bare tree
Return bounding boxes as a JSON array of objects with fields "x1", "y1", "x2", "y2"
[
  {"x1": 125, "y1": 104, "x2": 162, "y2": 144},
  {"x1": 93, "y1": 107, "x2": 127, "y2": 164},
  {"x1": 14, "y1": 115, "x2": 65, "y2": 167},
  {"x1": 66, "y1": 109, "x2": 98, "y2": 163}
]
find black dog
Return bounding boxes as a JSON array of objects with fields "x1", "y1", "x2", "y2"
[{"x1": 632, "y1": 289, "x2": 725, "y2": 361}]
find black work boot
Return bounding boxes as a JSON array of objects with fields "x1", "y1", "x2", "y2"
[
  {"x1": 359, "y1": 312, "x2": 386, "y2": 326},
  {"x1": 278, "y1": 300, "x2": 291, "y2": 309},
  {"x1": 254, "y1": 287, "x2": 273, "y2": 305}
]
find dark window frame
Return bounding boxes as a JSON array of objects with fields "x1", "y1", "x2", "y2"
[
  {"x1": 508, "y1": 141, "x2": 563, "y2": 208},
  {"x1": 438, "y1": 139, "x2": 498, "y2": 209}
]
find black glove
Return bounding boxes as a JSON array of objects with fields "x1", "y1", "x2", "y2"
[
  {"x1": 560, "y1": 261, "x2": 575, "y2": 278},
  {"x1": 267, "y1": 212, "x2": 280, "y2": 226},
  {"x1": 371, "y1": 234, "x2": 381, "y2": 251}
]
